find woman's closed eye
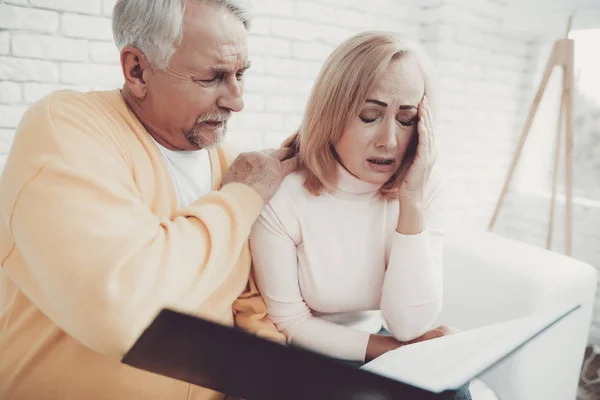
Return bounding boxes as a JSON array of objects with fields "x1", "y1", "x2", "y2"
[
  {"x1": 397, "y1": 117, "x2": 417, "y2": 126},
  {"x1": 359, "y1": 115, "x2": 377, "y2": 123},
  {"x1": 359, "y1": 114, "x2": 417, "y2": 126}
]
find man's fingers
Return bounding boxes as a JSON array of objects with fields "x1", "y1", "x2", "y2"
[{"x1": 281, "y1": 155, "x2": 300, "y2": 174}]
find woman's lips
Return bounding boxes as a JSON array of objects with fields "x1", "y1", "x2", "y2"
[{"x1": 367, "y1": 158, "x2": 396, "y2": 172}]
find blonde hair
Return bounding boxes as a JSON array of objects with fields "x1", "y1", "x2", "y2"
[{"x1": 283, "y1": 31, "x2": 437, "y2": 198}]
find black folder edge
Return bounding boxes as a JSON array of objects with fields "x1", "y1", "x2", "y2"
[
  {"x1": 121, "y1": 309, "x2": 449, "y2": 400},
  {"x1": 121, "y1": 303, "x2": 581, "y2": 400}
]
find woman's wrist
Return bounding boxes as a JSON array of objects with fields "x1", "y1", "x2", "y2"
[
  {"x1": 396, "y1": 197, "x2": 425, "y2": 235},
  {"x1": 365, "y1": 334, "x2": 403, "y2": 363}
]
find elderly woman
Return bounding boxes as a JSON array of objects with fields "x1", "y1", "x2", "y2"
[{"x1": 247, "y1": 31, "x2": 474, "y2": 399}]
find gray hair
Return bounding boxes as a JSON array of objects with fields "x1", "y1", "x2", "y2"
[{"x1": 112, "y1": 0, "x2": 251, "y2": 69}]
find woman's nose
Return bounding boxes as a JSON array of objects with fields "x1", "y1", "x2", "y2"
[{"x1": 375, "y1": 119, "x2": 397, "y2": 150}]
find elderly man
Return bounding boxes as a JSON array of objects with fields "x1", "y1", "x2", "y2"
[{"x1": 0, "y1": 0, "x2": 296, "y2": 399}]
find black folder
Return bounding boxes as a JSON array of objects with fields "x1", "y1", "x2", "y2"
[
  {"x1": 122, "y1": 304, "x2": 579, "y2": 399},
  {"x1": 121, "y1": 309, "x2": 453, "y2": 399}
]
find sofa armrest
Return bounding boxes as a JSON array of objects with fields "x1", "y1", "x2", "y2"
[{"x1": 436, "y1": 229, "x2": 597, "y2": 400}]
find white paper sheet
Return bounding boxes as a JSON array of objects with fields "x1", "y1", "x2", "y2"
[{"x1": 360, "y1": 304, "x2": 580, "y2": 393}]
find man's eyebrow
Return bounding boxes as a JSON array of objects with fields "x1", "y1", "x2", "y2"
[
  {"x1": 365, "y1": 99, "x2": 417, "y2": 110},
  {"x1": 212, "y1": 61, "x2": 252, "y2": 75}
]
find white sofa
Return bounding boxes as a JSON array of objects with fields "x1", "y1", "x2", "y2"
[{"x1": 435, "y1": 229, "x2": 597, "y2": 400}]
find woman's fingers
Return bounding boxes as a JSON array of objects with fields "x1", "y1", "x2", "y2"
[
  {"x1": 425, "y1": 97, "x2": 434, "y2": 136},
  {"x1": 422, "y1": 98, "x2": 431, "y2": 134},
  {"x1": 417, "y1": 116, "x2": 428, "y2": 164},
  {"x1": 423, "y1": 96, "x2": 435, "y2": 164}
]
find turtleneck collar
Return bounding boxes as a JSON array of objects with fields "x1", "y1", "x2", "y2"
[{"x1": 330, "y1": 161, "x2": 382, "y2": 200}]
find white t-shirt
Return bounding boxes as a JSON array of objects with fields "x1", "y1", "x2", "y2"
[{"x1": 152, "y1": 139, "x2": 213, "y2": 208}]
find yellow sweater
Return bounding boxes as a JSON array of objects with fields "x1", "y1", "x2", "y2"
[{"x1": 0, "y1": 90, "x2": 284, "y2": 400}]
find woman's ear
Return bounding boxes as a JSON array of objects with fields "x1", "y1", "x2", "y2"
[{"x1": 121, "y1": 46, "x2": 150, "y2": 100}]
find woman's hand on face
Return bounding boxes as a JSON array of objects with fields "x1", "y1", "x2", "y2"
[{"x1": 398, "y1": 95, "x2": 436, "y2": 202}]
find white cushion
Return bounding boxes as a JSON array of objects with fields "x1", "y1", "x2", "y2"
[{"x1": 470, "y1": 379, "x2": 500, "y2": 400}]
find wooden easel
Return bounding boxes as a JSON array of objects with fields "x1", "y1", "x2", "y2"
[{"x1": 488, "y1": 16, "x2": 576, "y2": 256}]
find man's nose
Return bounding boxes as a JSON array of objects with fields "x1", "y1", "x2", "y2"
[{"x1": 217, "y1": 78, "x2": 244, "y2": 113}]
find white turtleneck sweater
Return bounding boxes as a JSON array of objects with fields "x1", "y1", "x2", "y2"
[{"x1": 249, "y1": 164, "x2": 446, "y2": 362}]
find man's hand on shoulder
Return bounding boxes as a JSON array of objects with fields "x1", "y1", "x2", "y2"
[{"x1": 222, "y1": 148, "x2": 299, "y2": 204}]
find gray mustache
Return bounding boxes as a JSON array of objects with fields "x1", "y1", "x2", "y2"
[{"x1": 196, "y1": 113, "x2": 230, "y2": 123}]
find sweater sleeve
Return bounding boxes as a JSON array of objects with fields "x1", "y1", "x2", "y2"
[
  {"x1": 249, "y1": 199, "x2": 371, "y2": 362},
  {"x1": 380, "y1": 168, "x2": 446, "y2": 341},
  {"x1": 222, "y1": 144, "x2": 288, "y2": 345},
  {"x1": 2, "y1": 98, "x2": 265, "y2": 357}
]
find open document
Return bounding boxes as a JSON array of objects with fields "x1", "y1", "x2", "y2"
[
  {"x1": 122, "y1": 303, "x2": 580, "y2": 399},
  {"x1": 361, "y1": 303, "x2": 581, "y2": 393}
]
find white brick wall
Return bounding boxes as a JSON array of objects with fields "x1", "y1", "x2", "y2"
[
  {"x1": 89, "y1": 40, "x2": 119, "y2": 63},
  {"x1": 0, "y1": 3, "x2": 59, "y2": 32},
  {"x1": 229, "y1": 0, "x2": 423, "y2": 155},
  {"x1": 0, "y1": 31, "x2": 9, "y2": 55},
  {"x1": 0, "y1": 0, "x2": 121, "y2": 169},
  {"x1": 0, "y1": 128, "x2": 15, "y2": 153},
  {"x1": 0, "y1": 56, "x2": 60, "y2": 82},
  {"x1": 419, "y1": 1, "x2": 539, "y2": 229},
  {"x1": 22, "y1": 82, "x2": 88, "y2": 103},
  {"x1": 60, "y1": 13, "x2": 112, "y2": 40},
  {"x1": 11, "y1": 33, "x2": 88, "y2": 61},
  {"x1": 1, "y1": 0, "x2": 598, "y2": 342},
  {"x1": 0, "y1": 81, "x2": 21, "y2": 103},
  {"x1": 29, "y1": 0, "x2": 103, "y2": 15},
  {"x1": 0, "y1": 104, "x2": 28, "y2": 128},
  {"x1": 0, "y1": 0, "x2": 544, "y2": 226}
]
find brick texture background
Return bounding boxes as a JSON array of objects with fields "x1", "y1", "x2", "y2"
[
  {"x1": 0, "y1": 0, "x2": 538, "y2": 227},
  {"x1": 0, "y1": 0, "x2": 598, "y2": 343}
]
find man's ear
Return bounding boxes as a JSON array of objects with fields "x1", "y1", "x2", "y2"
[{"x1": 121, "y1": 46, "x2": 151, "y2": 100}]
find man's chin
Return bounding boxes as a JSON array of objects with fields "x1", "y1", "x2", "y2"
[{"x1": 187, "y1": 127, "x2": 227, "y2": 150}]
